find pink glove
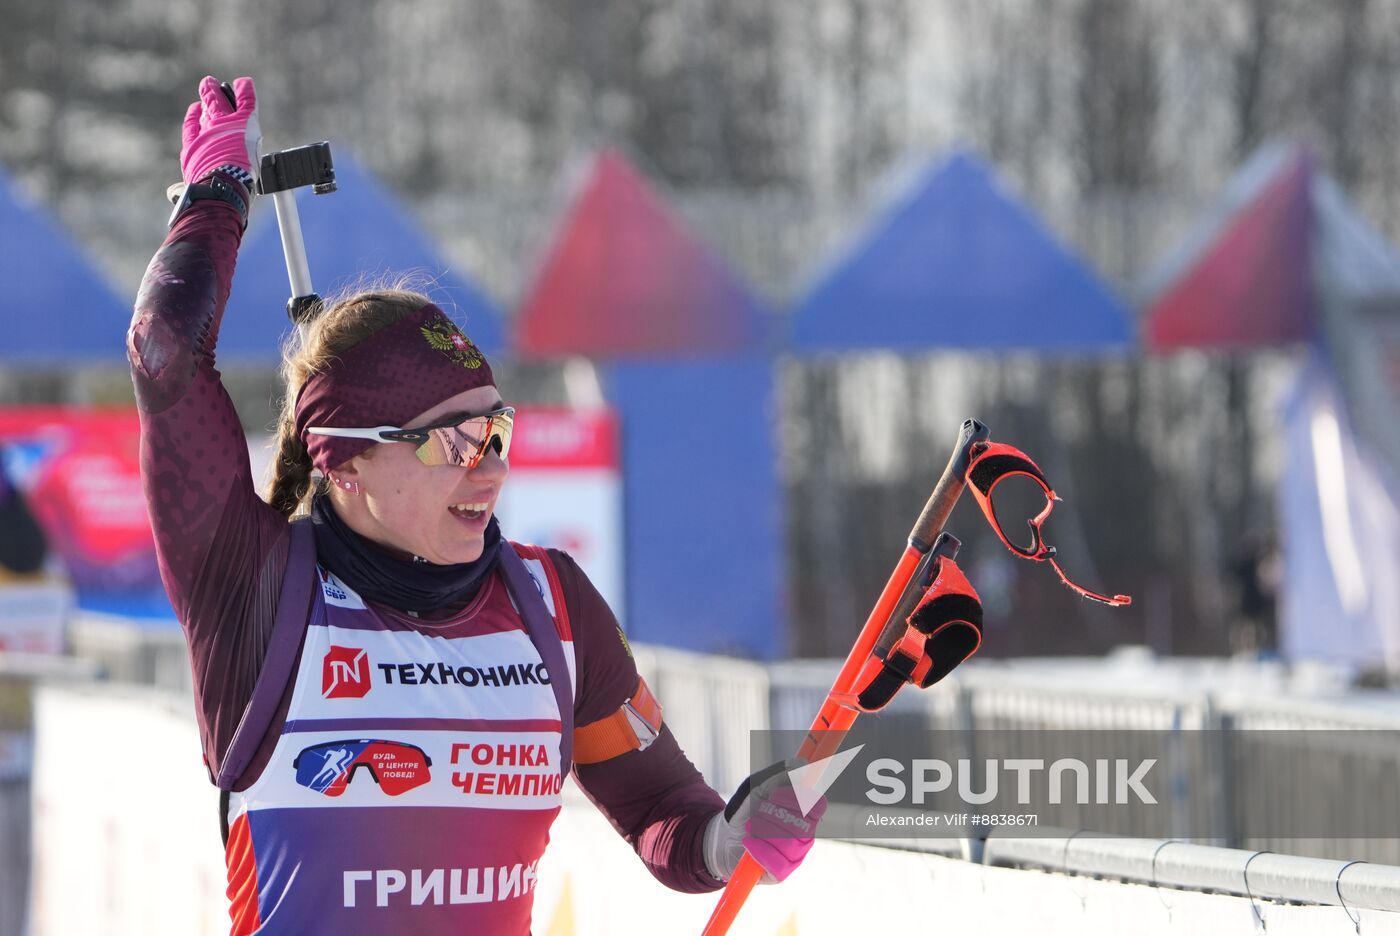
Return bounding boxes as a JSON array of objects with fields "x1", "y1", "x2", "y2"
[
  {"x1": 704, "y1": 765, "x2": 827, "y2": 885},
  {"x1": 180, "y1": 75, "x2": 260, "y2": 185},
  {"x1": 742, "y1": 784, "x2": 825, "y2": 882}
]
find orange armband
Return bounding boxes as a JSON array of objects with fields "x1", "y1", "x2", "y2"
[{"x1": 573, "y1": 676, "x2": 663, "y2": 764}]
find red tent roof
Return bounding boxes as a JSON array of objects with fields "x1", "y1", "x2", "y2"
[
  {"x1": 1144, "y1": 146, "x2": 1317, "y2": 350},
  {"x1": 514, "y1": 149, "x2": 767, "y2": 359}
]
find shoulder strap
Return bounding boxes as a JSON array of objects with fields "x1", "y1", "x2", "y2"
[
  {"x1": 497, "y1": 542, "x2": 574, "y2": 780},
  {"x1": 216, "y1": 518, "x2": 318, "y2": 791},
  {"x1": 510, "y1": 543, "x2": 571, "y2": 640}
]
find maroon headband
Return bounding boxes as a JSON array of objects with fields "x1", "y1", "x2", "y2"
[{"x1": 295, "y1": 304, "x2": 496, "y2": 472}]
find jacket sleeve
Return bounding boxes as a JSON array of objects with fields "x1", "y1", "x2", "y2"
[
  {"x1": 128, "y1": 194, "x2": 291, "y2": 779},
  {"x1": 549, "y1": 549, "x2": 727, "y2": 893}
]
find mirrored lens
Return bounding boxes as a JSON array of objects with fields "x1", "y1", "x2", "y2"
[
  {"x1": 987, "y1": 473, "x2": 1050, "y2": 555},
  {"x1": 417, "y1": 412, "x2": 514, "y2": 469}
]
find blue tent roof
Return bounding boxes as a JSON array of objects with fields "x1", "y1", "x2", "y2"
[
  {"x1": 791, "y1": 150, "x2": 1133, "y2": 351},
  {"x1": 0, "y1": 166, "x2": 131, "y2": 365},
  {"x1": 223, "y1": 151, "x2": 503, "y2": 360}
]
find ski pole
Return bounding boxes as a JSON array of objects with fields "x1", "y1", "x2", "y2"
[
  {"x1": 256, "y1": 140, "x2": 337, "y2": 334},
  {"x1": 700, "y1": 417, "x2": 989, "y2": 936}
]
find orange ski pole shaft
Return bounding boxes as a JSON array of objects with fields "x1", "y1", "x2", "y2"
[
  {"x1": 700, "y1": 418, "x2": 988, "y2": 936},
  {"x1": 699, "y1": 543, "x2": 926, "y2": 935}
]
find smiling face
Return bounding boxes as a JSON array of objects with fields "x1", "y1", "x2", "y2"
[{"x1": 327, "y1": 384, "x2": 509, "y2": 565}]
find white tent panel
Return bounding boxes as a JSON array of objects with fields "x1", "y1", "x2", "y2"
[{"x1": 1280, "y1": 357, "x2": 1400, "y2": 669}]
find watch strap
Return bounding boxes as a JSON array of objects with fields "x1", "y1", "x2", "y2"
[{"x1": 167, "y1": 165, "x2": 253, "y2": 230}]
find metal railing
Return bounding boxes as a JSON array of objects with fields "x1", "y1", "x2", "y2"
[
  {"x1": 978, "y1": 829, "x2": 1400, "y2": 913},
  {"x1": 12, "y1": 628, "x2": 1400, "y2": 918}
]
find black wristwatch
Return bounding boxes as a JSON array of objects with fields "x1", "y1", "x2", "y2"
[{"x1": 167, "y1": 166, "x2": 254, "y2": 230}]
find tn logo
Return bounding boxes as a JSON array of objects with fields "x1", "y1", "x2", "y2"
[{"x1": 322, "y1": 646, "x2": 371, "y2": 699}]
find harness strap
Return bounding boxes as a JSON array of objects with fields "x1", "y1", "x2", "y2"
[
  {"x1": 217, "y1": 518, "x2": 318, "y2": 791},
  {"x1": 497, "y1": 543, "x2": 575, "y2": 779},
  {"x1": 511, "y1": 543, "x2": 573, "y2": 639}
]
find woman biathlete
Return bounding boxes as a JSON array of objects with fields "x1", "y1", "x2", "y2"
[{"x1": 130, "y1": 76, "x2": 820, "y2": 934}]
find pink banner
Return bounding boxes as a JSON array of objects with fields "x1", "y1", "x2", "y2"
[
  {"x1": 0, "y1": 407, "x2": 167, "y2": 616},
  {"x1": 508, "y1": 408, "x2": 618, "y2": 470}
]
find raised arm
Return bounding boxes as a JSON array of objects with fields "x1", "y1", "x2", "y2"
[{"x1": 128, "y1": 76, "x2": 290, "y2": 778}]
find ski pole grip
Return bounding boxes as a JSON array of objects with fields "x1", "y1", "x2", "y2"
[
  {"x1": 863, "y1": 419, "x2": 989, "y2": 698},
  {"x1": 907, "y1": 418, "x2": 989, "y2": 553}
]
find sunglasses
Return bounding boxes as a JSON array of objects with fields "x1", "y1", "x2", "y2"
[
  {"x1": 307, "y1": 405, "x2": 515, "y2": 470},
  {"x1": 292, "y1": 739, "x2": 433, "y2": 797},
  {"x1": 965, "y1": 441, "x2": 1131, "y2": 607}
]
